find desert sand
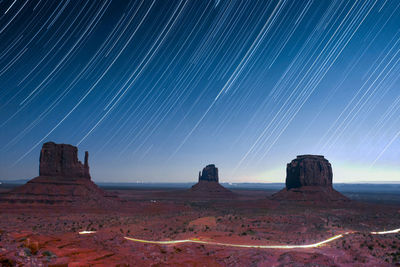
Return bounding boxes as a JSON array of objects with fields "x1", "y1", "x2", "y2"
[{"x1": 0, "y1": 145, "x2": 399, "y2": 266}]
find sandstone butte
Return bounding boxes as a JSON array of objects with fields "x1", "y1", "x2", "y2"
[
  {"x1": 271, "y1": 155, "x2": 349, "y2": 201},
  {"x1": 0, "y1": 142, "x2": 117, "y2": 206},
  {"x1": 190, "y1": 164, "x2": 235, "y2": 197}
]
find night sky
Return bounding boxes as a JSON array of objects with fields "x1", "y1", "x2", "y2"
[{"x1": 1, "y1": 0, "x2": 399, "y2": 183}]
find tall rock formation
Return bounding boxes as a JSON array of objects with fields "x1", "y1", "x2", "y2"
[
  {"x1": 1, "y1": 142, "x2": 117, "y2": 206},
  {"x1": 190, "y1": 164, "x2": 234, "y2": 198},
  {"x1": 286, "y1": 155, "x2": 332, "y2": 190},
  {"x1": 272, "y1": 155, "x2": 348, "y2": 202},
  {"x1": 39, "y1": 142, "x2": 90, "y2": 179},
  {"x1": 198, "y1": 164, "x2": 219, "y2": 182}
]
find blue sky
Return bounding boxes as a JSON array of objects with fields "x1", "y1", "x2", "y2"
[{"x1": 0, "y1": 0, "x2": 399, "y2": 183}]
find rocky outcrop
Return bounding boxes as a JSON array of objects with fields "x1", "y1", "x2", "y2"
[
  {"x1": 0, "y1": 142, "x2": 117, "y2": 206},
  {"x1": 39, "y1": 142, "x2": 90, "y2": 179},
  {"x1": 272, "y1": 155, "x2": 348, "y2": 202},
  {"x1": 3, "y1": 176, "x2": 113, "y2": 205},
  {"x1": 286, "y1": 155, "x2": 332, "y2": 190},
  {"x1": 198, "y1": 164, "x2": 219, "y2": 182},
  {"x1": 190, "y1": 164, "x2": 234, "y2": 198}
]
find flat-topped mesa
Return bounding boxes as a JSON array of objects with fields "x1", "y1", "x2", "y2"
[
  {"x1": 198, "y1": 164, "x2": 219, "y2": 182},
  {"x1": 39, "y1": 142, "x2": 90, "y2": 179},
  {"x1": 271, "y1": 154, "x2": 348, "y2": 202},
  {"x1": 286, "y1": 155, "x2": 332, "y2": 190}
]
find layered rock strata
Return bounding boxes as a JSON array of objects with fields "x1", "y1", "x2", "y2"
[
  {"x1": 1, "y1": 142, "x2": 117, "y2": 206},
  {"x1": 286, "y1": 155, "x2": 332, "y2": 190},
  {"x1": 39, "y1": 142, "x2": 90, "y2": 179},
  {"x1": 272, "y1": 155, "x2": 348, "y2": 202}
]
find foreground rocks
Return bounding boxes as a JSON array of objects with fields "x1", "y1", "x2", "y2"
[
  {"x1": 0, "y1": 142, "x2": 117, "y2": 206},
  {"x1": 272, "y1": 155, "x2": 348, "y2": 201},
  {"x1": 0, "y1": 189, "x2": 398, "y2": 266}
]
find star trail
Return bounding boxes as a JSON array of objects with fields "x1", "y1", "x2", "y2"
[{"x1": 0, "y1": 0, "x2": 399, "y2": 182}]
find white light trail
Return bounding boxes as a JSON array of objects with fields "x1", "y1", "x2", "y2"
[
  {"x1": 124, "y1": 234, "x2": 344, "y2": 249},
  {"x1": 124, "y1": 227, "x2": 400, "y2": 249},
  {"x1": 4, "y1": 0, "x2": 17, "y2": 14},
  {"x1": 371, "y1": 228, "x2": 400, "y2": 235},
  {"x1": 79, "y1": 230, "x2": 97, "y2": 235}
]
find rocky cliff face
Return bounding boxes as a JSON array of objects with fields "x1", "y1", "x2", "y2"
[
  {"x1": 271, "y1": 155, "x2": 348, "y2": 202},
  {"x1": 0, "y1": 142, "x2": 119, "y2": 206},
  {"x1": 191, "y1": 164, "x2": 234, "y2": 197},
  {"x1": 39, "y1": 142, "x2": 90, "y2": 179},
  {"x1": 198, "y1": 164, "x2": 219, "y2": 182},
  {"x1": 286, "y1": 155, "x2": 332, "y2": 190}
]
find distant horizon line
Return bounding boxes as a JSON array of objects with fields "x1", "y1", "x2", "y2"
[
  {"x1": 98, "y1": 181, "x2": 400, "y2": 184},
  {"x1": 1, "y1": 179, "x2": 400, "y2": 184}
]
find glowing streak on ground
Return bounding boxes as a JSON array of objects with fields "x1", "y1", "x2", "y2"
[
  {"x1": 124, "y1": 234, "x2": 344, "y2": 249},
  {"x1": 371, "y1": 228, "x2": 400, "y2": 235},
  {"x1": 124, "y1": 227, "x2": 400, "y2": 249},
  {"x1": 79, "y1": 231, "x2": 97, "y2": 235}
]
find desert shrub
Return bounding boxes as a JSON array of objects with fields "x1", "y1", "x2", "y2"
[
  {"x1": 42, "y1": 250, "x2": 56, "y2": 259},
  {"x1": 247, "y1": 229, "x2": 255, "y2": 235},
  {"x1": 23, "y1": 248, "x2": 32, "y2": 256}
]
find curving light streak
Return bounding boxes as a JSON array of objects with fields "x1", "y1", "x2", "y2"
[
  {"x1": 124, "y1": 227, "x2": 400, "y2": 249},
  {"x1": 370, "y1": 228, "x2": 400, "y2": 235},
  {"x1": 124, "y1": 234, "x2": 344, "y2": 249}
]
